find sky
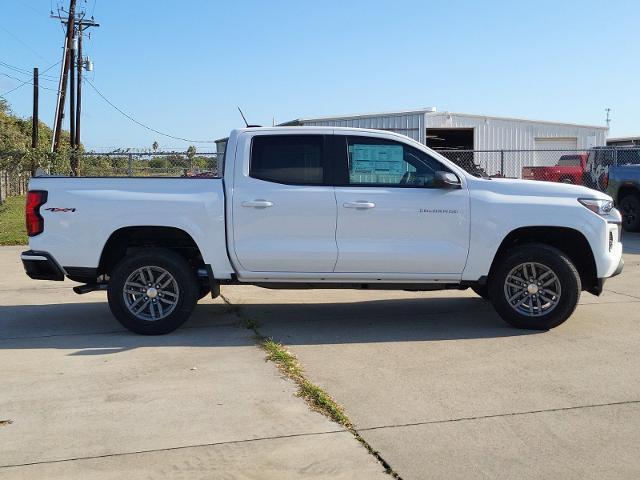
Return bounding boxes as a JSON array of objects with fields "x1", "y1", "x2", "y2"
[{"x1": 1, "y1": 0, "x2": 638, "y2": 151}]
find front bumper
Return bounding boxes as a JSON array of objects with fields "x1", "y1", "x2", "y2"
[
  {"x1": 592, "y1": 256, "x2": 624, "y2": 295},
  {"x1": 21, "y1": 250, "x2": 65, "y2": 281}
]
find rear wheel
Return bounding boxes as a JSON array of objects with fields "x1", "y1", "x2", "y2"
[
  {"x1": 107, "y1": 249, "x2": 198, "y2": 335},
  {"x1": 488, "y1": 244, "x2": 581, "y2": 330},
  {"x1": 620, "y1": 194, "x2": 640, "y2": 232}
]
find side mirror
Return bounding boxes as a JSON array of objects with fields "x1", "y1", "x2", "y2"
[{"x1": 434, "y1": 171, "x2": 461, "y2": 189}]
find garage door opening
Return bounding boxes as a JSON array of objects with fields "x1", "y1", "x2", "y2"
[
  {"x1": 426, "y1": 128, "x2": 474, "y2": 151},
  {"x1": 534, "y1": 137, "x2": 578, "y2": 166}
]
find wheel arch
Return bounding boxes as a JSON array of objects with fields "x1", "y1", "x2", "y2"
[
  {"x1": 618, "y1": 185, "x2": 640, "y2": 204},
  {"x1": 98, "y1": 226, "x2": 206, "y2": 277},
  {"x1": 489, "y1": 226, "x2": 598, "y2": 293},
  {"x1": 557, "y1": 175, "x2": 575, "y2": 183}
]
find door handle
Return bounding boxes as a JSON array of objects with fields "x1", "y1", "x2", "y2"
[
  {"x1": 242, "y1": 200, "x2": 274, "y2": 208},
  {"x1": 343, "y1": 201, "x2": 376, "y2": 209}
]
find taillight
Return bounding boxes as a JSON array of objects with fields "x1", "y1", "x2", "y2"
[{"x1": 25, "y1": 190, "x2": 47, "y2": 237}]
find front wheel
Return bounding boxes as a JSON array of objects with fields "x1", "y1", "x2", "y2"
[
  {"x1": 107, "y1": 248, "x2": 198, "y2": 335},
  {"x1": 488, "y1": 244, "x2": 581, "y2": 330},
  {"x1": 620, "y1": 194, "x2": 640, "y2": 232}
]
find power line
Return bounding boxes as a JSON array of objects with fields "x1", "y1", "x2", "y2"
[
  {"x1": 0, "y1": 72, "x2": 61, "y2": 92},
  {"x1": 0, "y1": 60, "x2": 61, "y2": 97},
  {"x1": 0, "y1": 24, "x2": 47, "y2": 60},
  {"x1": 0, "y1": 60, "x2": 59, "y2": 80},
  {"x1": 84, "y1": 78, "x2": 216, "y2": 144}
]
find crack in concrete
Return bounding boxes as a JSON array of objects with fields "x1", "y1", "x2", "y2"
[
  {"x1": 358, "y1": 399, "x2": 640, "y2": 432},
  {"x1": 221, "y1": 293, "x2": 404, "y2": 479},
  {"x1": 0, "y1": 428, "x2": 347, "y2": 470},
  {"x1": 605, "y1": 288, "x2": 640, "y2": 301}
]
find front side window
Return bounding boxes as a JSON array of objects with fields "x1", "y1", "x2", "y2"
[
  {"x1": 346, "y1": 136, "x2": 450, "y2": 187},
  {"x1": 250, "y1": 135, "x2": 325, "y2": 184}
]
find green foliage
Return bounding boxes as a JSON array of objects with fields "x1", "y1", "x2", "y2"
[
  {"x1": 0, "y1": 195, "x2": 27, "y2": 245},
  {"x1": 0, "y1": 98, "x2": 73, "y2": 174},
  {"x1": 0, "y1": 99, "x2": 217, "y2": 178}
]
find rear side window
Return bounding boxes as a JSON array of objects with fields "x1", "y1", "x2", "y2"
[
  {"x1": 250, "y1": 135, "x2": 325, "y2": 185},
  {"x1": 558, "y1": 155, "x2": 581, "y2": 166}
]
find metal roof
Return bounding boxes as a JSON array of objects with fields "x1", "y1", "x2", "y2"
[
  {"x1": 281, "y1": 108, "x2": 608, "y2": 130},
  {"x1": 607, "y1": 135, "x2": 640, "y2": 142}
]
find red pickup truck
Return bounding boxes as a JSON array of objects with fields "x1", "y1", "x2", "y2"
[{"x1": 522, "y1": 153, "x2": 588, "y2": 184}]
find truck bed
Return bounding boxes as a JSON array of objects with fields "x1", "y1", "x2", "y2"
[{"x1": 28, "y1": 177, "x2": 227, "y2": 271}]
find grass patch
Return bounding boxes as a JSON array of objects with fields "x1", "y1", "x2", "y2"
[
  {"x1": 221, "y1": 293, "x2": 402, "y2": 478},
  {"x1": 262, "y1": 338, "x2": 352, "y2": 427},
  {"x1": 0, "y1": 195, "x2": 27, "y2": 245}
]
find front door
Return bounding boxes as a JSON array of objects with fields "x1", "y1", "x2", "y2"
[
  {"x1": 332, "y1": 135, "x2": 470, "y2": 276},
  {"x1": 231, "y1": 133, "x2": 338, "y2": 273}
]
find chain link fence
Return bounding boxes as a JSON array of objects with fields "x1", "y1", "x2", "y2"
[
  {"x1": 0, "y1": 150, "x2": 221, "y2": 203},
  {"x1": 0, "y1": 168, "x2": 29, "y2": 203},
  {"x1": 2, "y1": 147, "x2": 640, "y2": 204},
  {"x1": 438, "y1": 147, "x2": 640, "y2": 188},
  {"x1": 75, "y1": 152, "x2": 220, "y2": 178}
]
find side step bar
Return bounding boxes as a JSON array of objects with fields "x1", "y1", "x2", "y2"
[{"x1": 73, "y1": 283, "x2": 108, "y2": 295}]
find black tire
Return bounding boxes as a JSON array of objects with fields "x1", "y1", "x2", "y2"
[
  {"x1": 107, "y1": 248, "x2": 198, "y2": 335},
  {"x1": 471, "y1": 285, "x2": 489, "y2": 300},
  {"x1": 620, "y1": 194, "x2": 640, "y2": 232},
  {"x1": 559, "y1": 177, "x2": 574, "y2": 184},
  {"x1": 488, "y1": 244, "x2": 581, "y2": 330}
]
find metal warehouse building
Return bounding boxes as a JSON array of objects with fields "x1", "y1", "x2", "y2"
[
  {"x1": 215, "y1": 108, "x2": 608, "y2": 178},
  {"x1": 280, "y1": 107, "x2": 608, "y2": 152}
]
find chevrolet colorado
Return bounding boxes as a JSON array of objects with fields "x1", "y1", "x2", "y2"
[{"x1": 22, "y1": 127, "x2": 624, "y2": 334}]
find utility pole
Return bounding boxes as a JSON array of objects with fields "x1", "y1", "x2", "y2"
[
  {"x1": 75, "y1": 32, "x2": 82, "y2": 148},
  {"x1": 605, "y1": 108, "x2": 611, "y2": 129},
  {"x1": 31, "y1": 67, "x2": 39, "y2": 176},
  {"x1": 32, "y1": 68, "x2": 39, "y2": 149},
  {"x1": 52, "y1": 0, "x2": 76, "y2": 153},
  {"x1": 51, "y1": 1, "x2": 99, "y2": 157},
  {"x1": 69, "y1": 35, "x2": 76, "y2": 151}
]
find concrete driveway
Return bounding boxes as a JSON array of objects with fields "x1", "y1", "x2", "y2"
[
  {"x1": 1, "y1": 234, "x2": 639, "y2": 479},
  {"x1": 0, "y1": 246, "x2": 387, "y2": 479},
  {"x1": 223, "y1": 233, "x2": 640, "y2": 479}
]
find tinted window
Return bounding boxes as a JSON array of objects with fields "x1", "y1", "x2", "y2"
[
  {"x1": 346, "y1": 136, "x2": 450, "y2": 187},
  {"x1": 558, "y1": 155, "x2": 581, "y2": 166},
  {"x1": 618, "y1": 149, "x2": 640, "y2": 165},
  {"x1": 251, "y1": 135, "x2": 325, "y2": 184}
]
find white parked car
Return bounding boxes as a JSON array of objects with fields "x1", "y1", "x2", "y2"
[{"x1": 22, "y1": 127, "x2": 624, "y2": 334}]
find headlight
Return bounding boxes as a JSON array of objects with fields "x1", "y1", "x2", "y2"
[{"x1": 578, "y1": 198, "x2": 614, "y2": 215}]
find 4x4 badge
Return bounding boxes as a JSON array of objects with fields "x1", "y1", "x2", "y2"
[{"x1": 44, "y1": 207, "x2": 76, "y2": 213}]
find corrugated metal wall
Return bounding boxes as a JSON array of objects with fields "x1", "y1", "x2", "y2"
[
  {"x1": 300, "y1": 112, "x2": 425, "y2": 143},
  {"x1": 299, "y1": 112, "x2": 607, "y2": 151},
  {"x1": 423, "y1": 113, "x2": 606, "y2": 150}
]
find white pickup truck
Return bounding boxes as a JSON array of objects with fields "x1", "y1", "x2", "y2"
[{"x1": 22, "y1": 127, "x2": 624, "y2": 334}]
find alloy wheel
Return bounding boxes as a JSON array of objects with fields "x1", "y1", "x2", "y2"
[
  {"x1": 503, "y1": 262, "x2": 561, "y2": 317},
  {"x1": 122, "y1": 266, "x2": 179, "y2": 321}
]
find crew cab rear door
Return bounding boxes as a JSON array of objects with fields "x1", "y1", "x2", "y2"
[
  {"x1": 331, "y1": 134, "x2": 470, "y2": 277},
  {"x1": 230, "y1": 132, "x2": 338, "y2": 273}
]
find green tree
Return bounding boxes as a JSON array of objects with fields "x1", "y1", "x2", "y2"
[
  {"x1": 186, "y1": 145, "x2": 197, "y2": 172},
  {"x1": 0, "y1": 98, "x2": 73, "y2": 174}
]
